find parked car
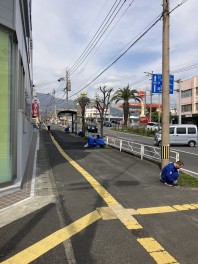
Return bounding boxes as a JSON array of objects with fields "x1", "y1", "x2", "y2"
[
  {"x1": 104, "y1": 121, "x2": 112, "y2": 127},
  {"x1": 154, "y1": 124, "x2": 198, "y2": 147},
  {"x1": 146, "y1": 122, "x2": 161, "y2": 131},
  {"x1": 86, "y1": 124, "x2": 98, "y2": 133},
  {"x1": 111, "y1": 120, "x2": 119, "y2": 124}
]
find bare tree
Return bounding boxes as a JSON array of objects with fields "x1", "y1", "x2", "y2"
[
  {"x1": 94, "y1": 86, "x2": 113, "y2": 137},
  {"x1": 76, "y1": 95, "x2": 90, "y2": 136}
]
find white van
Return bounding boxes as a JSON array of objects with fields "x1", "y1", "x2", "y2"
[{"x1": 154, "y1": 124, "x2": 198, "y2": 147}]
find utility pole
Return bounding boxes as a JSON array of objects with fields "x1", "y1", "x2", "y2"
[
  {"x1": 161, "y1": 0, "x2": 170, "y2": 168},
  {"x1": 158, "y1": 94, "x2": 161, "y2": 129},
  {"x1": 53, "y1": 88, "x2": 56, "y2": 115},
  {"x1": 58, "y1": 69, "x2": 71, "y2": 110},
  {"x1": 65, "y1": 69, "x2": 70, "y2": 110}
]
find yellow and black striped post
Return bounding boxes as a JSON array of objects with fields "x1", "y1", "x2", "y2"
[{"x1": 161, "y1": 145, "x2": 170, "y2": 160}]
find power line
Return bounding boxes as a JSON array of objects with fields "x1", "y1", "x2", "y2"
[
  {"x1": 169, "y1": 0, "x2": 188, "y2": 14},
  {"x1": 69, "y1": 0, "x2": 127, "y2": 75},
  {"x1": 68, "y1": 0, "x2": 120, "y2": 73},
  {"x1": 171, "y1": 62, "x2": 198, "y2": 74},
  {"x1": 71, "y1": 0, "x2": 136, "y2": 82},
  {"x1": 67, "y1": 0, "x2": 110, "y2": 69},
  {"x1": 68, "y1": 12, "x2": 164, "y2": 99}
]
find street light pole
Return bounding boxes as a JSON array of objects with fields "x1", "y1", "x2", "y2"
[
  {"x1": 175, "y1": 79, "x2": 182, "y2": 124},
  {"x1": 161, "y1": 0, "x2": 170, "y2": 168},
  {"x1": 144, "y1": 71, "x2": 153, "y2": 121}
]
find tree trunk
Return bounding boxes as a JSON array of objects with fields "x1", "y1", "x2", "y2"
[
  {"x1": 82, "y1": 110, "x2": 85, "y2": 136},
  {"x1": 123, "y1": 102, "x2": 129, "y2": 127},
  {"x1": 100, "y1": 117, "x2": 103, "y2": 138}
]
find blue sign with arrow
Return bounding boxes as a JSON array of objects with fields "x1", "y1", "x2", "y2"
[{"x1": 152, "y1": 74, "x2": 174, "y2": 94}]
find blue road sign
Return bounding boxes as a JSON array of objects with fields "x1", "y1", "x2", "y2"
[{"x1": 152, "y1": 74, "x2": 174, "y2": 94}]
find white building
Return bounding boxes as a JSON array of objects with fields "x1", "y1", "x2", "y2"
[
  {"x1": 85, "y1": 108, "x2": 110, "y2": 120},
  {"x1": 176, "y1": 76, "x2": 198, "y2": 126}
]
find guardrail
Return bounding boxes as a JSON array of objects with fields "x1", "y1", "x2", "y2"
[{"x1": 106, "y1": 136, "x2": 179, "y2": 163}]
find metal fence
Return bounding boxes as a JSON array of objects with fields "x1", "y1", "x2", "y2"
[{"x1": 106, "y1": 136, "x2": 179, "y2": 163}]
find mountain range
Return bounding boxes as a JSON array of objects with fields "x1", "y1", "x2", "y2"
[{"x1": 36, "y1": 93, "x2": 123, "y2": 117}]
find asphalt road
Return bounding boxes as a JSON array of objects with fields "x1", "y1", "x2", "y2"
[{"x1": 104, "y1": 127, "x2": 198, "y2": 175}]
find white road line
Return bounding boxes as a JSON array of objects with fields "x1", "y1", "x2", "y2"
[{"x1": 171, "y1": 148, "x2": 198, "y2": 156}]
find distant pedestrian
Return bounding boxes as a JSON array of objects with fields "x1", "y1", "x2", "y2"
[
  {"x1": 160, "y1": 160, "x2": 184, "y2": 186},
  {"x1": 47, "y1": 121, "x2": 51, "y2": 131},
  {"x1": 65, "y1": 126, "x2": 70, "y2": 133}
]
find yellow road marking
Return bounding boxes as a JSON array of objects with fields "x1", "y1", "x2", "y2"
[
  {"x1": 1, "y1": 210, "x2": 101, "y2": 264},
  {"x1": 109, "y1": 204, "x2": 142, "y2": 229},
  {"x1": 137, "y1": 237, "x2": 178, "y2": 264},
  {"x1": 137, "y1": 204, "x2": 198, "y2": 215},
  {"x1": 50, "y1": 134, "x2": 143, "y2": 230},
  {"x1": 173, "y1": 204, "x2": 197, "y2": 211},
  {"x1": 137, "y1": 206, "x2": 177, "y2": 215},
  {"x1": 96, "y1": 207, "x2": 117, "y2": 220},
  {"x1": 48, "y1": 133, "x2": 188, "y2": 264}
]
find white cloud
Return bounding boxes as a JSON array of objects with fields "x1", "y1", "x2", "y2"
[{"x1": 32, "y1": 0, "x2": 198, "y2": 106}]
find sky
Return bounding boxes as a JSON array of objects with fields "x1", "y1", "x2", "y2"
[{"x1": 32, "y1": 0, "x2": 198, "y2": 108}]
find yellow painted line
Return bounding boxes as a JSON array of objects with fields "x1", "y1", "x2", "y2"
[
  {"x1": 1, "y1": 210, "x2": 101, "y2": 264},
  {"x1": 50, "y1": 134, "x2": 118, "y2": 206},
  {"x1": 191, "y1": 203, "x2": 198, "y2": 208},
  {"x1": 50, "y1": 134, "x2": 143, "y2": 230},
  {"x1": 109, "y1": 204, "x2": 142, "y2": 229},
  {"x1": 49, "y1": 134, "x2": 184, "y2": 263},
  {"x1": 137, "y1": 203, "x2": 198, "y2": 215},
  {"x1": 137, "y1": 206, "x2": 177, "y2": 215},
  {"x1": 137, "y1": 237, "x2": 178, "y2": 264},
  {"x1": 173, "y1": 204, "x2": 197, "y2": 211},
  {"x1": 96, "y1": 207, "x2": 117, "y2": 220}
]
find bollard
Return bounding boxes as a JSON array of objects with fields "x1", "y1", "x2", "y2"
[
  {"x1": 120, "y1": 140, "x2": 122, "y2": 152},
  {"x1": 140, "y1": 145, "x2": 144, "y2": 160}
]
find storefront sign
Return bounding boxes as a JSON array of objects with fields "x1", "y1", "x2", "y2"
[{"x1": 32, "y1": 98, "x2": 39, "y2": 118}]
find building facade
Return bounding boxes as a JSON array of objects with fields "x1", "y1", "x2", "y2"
[
  {"x1": 176, "y1": 76, "x2": 198, "y2": 126},
  {"x1": 0, "y1": 0, "x2": 33, "y2": 184}
]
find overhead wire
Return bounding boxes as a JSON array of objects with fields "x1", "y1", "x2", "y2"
[
  {"x1": 68, "y1": 0, "x2": 120, "y2": 73},
  {"x1": 69, "y1": 0, "x2": 127, "y2": 75},
  {"x1": 68, "y1": 0, "x2": 191, "y2": 97},
  {"x1": 67, "y1": 0, "x2": 110, "y2": 69},
  {"x1": 68, "y1": 11, "x2": 164, "y2": 98},
  {"x1": 169, "y1": 0, "x2": 188, "y2": 14},
  {"x1": 71, "y1": 0, "x2": 136, "y2": 82},
  {"x1": 42, "y1": 0, "x2": 191, "y2": 102}
]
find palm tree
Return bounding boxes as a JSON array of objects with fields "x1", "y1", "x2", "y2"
[{"x1": 111, "y1": 85, "x2": 141, "y2": 127}]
